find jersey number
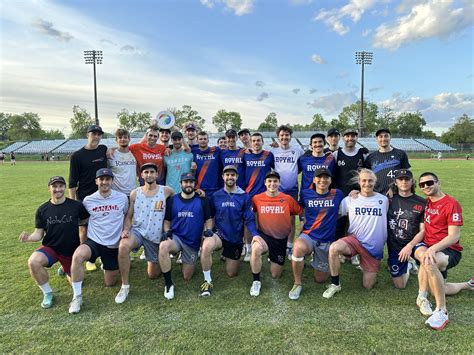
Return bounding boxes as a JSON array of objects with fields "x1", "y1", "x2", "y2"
[{"x1": 387, "y1": 170, "x2": 395, "y2": 178}]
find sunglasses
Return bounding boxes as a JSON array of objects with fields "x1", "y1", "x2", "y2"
[{"x1": 419, "y1": 180, "x2": 437, "y2": 188}]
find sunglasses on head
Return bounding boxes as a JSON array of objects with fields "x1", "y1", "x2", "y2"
[{"x1": 419, "y1": 180, "x2": 437, "y2": 188}]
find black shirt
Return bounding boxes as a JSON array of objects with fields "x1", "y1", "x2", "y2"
[
  {"x1": 333, "y1": 148, "x2": 366, "y2": 196},
  {"x1": 35, "y1": 198, "x2": 90, "y2": 256}
]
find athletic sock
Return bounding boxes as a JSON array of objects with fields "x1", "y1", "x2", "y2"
[
  {"x1": 72, "y1": 281, "x2": 83, "y2": 297},
  {"x1": 39, "y1": 282, "x2": 52, "y2": 295},
  {"x1": 287, "y1": 242, "x2": 293, "y2": 249},
  {"x1": 331, "y1": 275, "x2": 340, "y2": 286},
  {"x1": 418, "y1": 290, "x2": 428, "y2": 299},
  {"x1": 252, "y1": 272, "x2": 260, "y2": 282},
  {"x1": 121, "y1": 284, "x2": 130, "y2": 289},
  {"x1": 163, "y1": 271, "x2": 173, "y2": 289},
  {"x1": 246, "y1": 243, "x2": 252, "y2": 254},
  {"x1": 203, "y1": 270, "x2": 212, "y2": 283}
]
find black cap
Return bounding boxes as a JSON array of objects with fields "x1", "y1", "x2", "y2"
[
  {"x1": 225, "y1": 129, "x2": 237, "y2": 137},
  {"x1": 310, "y1": 133, "x2": 325, "y2": 142},
  {"x1": 265, "y1": 170, "x2": 280, "y2": 180},
  {"x1": 223, "y1": 165, "x2": 238, "y2": 174},
  {"x1": 238, "y1": 128, "x2": 250, "y2": 136},
  {"x1": 376, "y1": 128, "x2": 391, "y2": 136},
  {"x1": 181, "y1": 172, "x2": 196, "y2": 182},
  {"x1": 327, "y1": 128, "x2": 340, "y2": 136},
  {"x1": 48, "y1": 176, "x2": 66, "y2": 186},
  {"x1": 140, "y1": 162, "x2": 158, "y2": 172},
  {"x1": 185, "y1": 123, "x2": 197, "y2": 131},
  {"x1": 159, "y1": 127, "x2": 171, "y2": 133},
  {"x1": 313, "y1": 167, "x2": 332, "y2": 178},
  {"x1": 343, "y1": 128, "x2": 358, "y2": 136},
  {"x1": 87, "y1": 125, "x2": 104, "y2": 134},
  {"x1": 96, "y1": 168, "x2": 114, "y2": 178},
  {"x1": 171, "y1": 131, "x2": 183, "y2": 139},
  {"x1": 394, "y1": 169, "x2": 413, "y2": 179}
]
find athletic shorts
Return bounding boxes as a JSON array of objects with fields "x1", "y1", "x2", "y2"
[
  {"x1": 220, "y1": 237, "x2": 243, "y2": 261},
  {"x1": 84, "y1": 239, "x2": 119, "y2": 271},
  {"x1": 173, "y1": 235, "x2": 199, "y2": 265},
  {"x1": 131, "y1": 228, "x2": 160, "y2": 263},
  {"x1": 36, "y1": 246, "x2": 73, "y2": 275},
  {"x1": 257, "y1": 231, "x2": 287, "y2": 266},
  {"x1": 387, "y1": 250, "x2": 413, "y2": 278},
  {"x1": 297, "y1": 233, "x2": 330, "y2": 272},
  {"x1": 340, "y1": 234, "x2": 381, "y2": 273},
  {"x1": 413, "y1": 242, "x2": 462, "y2": 279}
]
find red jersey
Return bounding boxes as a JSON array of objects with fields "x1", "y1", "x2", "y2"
[
  {"x1": 252, "y1": 192, "x2": 303, "y2": 239},
  {"x1": 424, "y1": 194, "x2": 463, "y2": 251},
  {"x1": 129, "y1": 143, "x2": 166, "y2": 184}
]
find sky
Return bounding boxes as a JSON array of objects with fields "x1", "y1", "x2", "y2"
[{"x1": 1, "y1": 0, "x2": 473, "y2": 135}]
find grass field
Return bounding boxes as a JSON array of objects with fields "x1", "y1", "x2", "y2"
[{"x1": 0, "y1": 160, "x2": 472, "y2": 353}]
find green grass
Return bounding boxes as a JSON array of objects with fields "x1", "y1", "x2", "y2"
[{"x1": 0, "y1": 160, "x2": 473, "y2": 353}]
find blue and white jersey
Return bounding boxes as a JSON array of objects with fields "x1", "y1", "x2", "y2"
[
  {"x1": 297, "y1": 152, "x2": 335, "y2": 195},
  {"x1": 192, "y1": 146, "x2": 222, "y2": 196},
  {"x1": 220, "y1": 148, "x2": 246, "y2": 189},
  {"x1": 270, "y1": 145, "x2": 304, "y2": 194}
]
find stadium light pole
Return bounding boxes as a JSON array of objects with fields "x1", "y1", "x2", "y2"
[
  {"x1": 355, "y1": 51, "x2": 373, "y2": 137},
  {"x1": 84, "y1": 50, "x2": 103, "y2": 125}
]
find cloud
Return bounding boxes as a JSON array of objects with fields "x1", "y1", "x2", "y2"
[
  {"x1": 373, "y1": 0, "x2": 474, "y2": 50},
  {"x1": 362, "y1": 29, "x2": 372, "y2": 37},
  {"x1": 336, "y1": 71, "x2": 349, "y2": 79},
  {"x1": 289, "y1": 0, "x2": 313, "y2": 5},
  {"x1": 255, "y1": 80, "x2": 265, "y2": 87},
  {"x1": 307, "y1": 92, "x2": 358, "y2": 114},
  {"x1": 120, "y1": 45, "x2": 136, "y2": 52},
  {"x1": 257, "y1": 92, "x2": 269, "y2": 101},
  {"x1": 314, "y1": 0, "x2": 377, "y2": 35},
  {"x1": 311, "y1": 54, "x2": 326, "y2": 64},
  {"x1": 31, "y1": 19, "x2": 73, "y2": 41},
  {"x1": 369, "y1": 86, "x2": 383, "y2": 93},
  {"x1": 100, "y1": 39, "x2": 116, "y2": 45},
  {"x1": 292, "y1": 88, "x2": 300, "y2": 94},
  {"x1": 201, "y1": 0, "x2": 254, "y2": 16},
  {"x1": 309, "y1": 88, "x2": 318, "y2": 94},
  {"x1": 200, "y1": 0, "x2": 215, "y2": 8}
]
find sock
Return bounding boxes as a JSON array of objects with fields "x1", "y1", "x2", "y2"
[
  {"x1": 121, "y1": 284, "x2": 130, "y2": 289},
  {"x1": 287, "y1": 242, "x2": 293, "y2": 249},
  {"x1": 203, "y1": 270, "x2": 212, "y2": 283},
  {"x1": 331, "y1": 275, "x2": 340, "y2": 286},
  {"x1": 72, "y1": 281, "x2": 83, "y2": 297},
  {"x1": 163, "y1": 271, "x2": 173, "y2": 289},
  {"x1": 418, "y1": 290, "x2": 428, "y2": 299},
  {"x1": 246, "y1": 244, "x2": 252, "y2": 254},
  {"x1": 252, "y1": 272, "x2": 260, "y2": 282},
  {"x1": 39, "y1": 282, "x2": 52, "y2": 295}
]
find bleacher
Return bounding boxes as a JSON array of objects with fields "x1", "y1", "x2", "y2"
[
  {"x1": 357, "y1": 138, "x2": 380, "y2": 151},
  {"x1": 415, "y1": 139, "x2": 456, "y2": 151},
  {"x1": 15, "y1": 140, "x2": 67, "y2": 154},
  {"x1": 51, "y1": 139, "x2": 88, "y2": 154},
  {"x1": 389, "y1": 138, "x2": 427, "y2": 152},
  {"x1": 2, "y1": 141, "x2": 29, "y2": 153}
]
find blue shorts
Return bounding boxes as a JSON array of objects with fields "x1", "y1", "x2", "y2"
[{"x1": 387, "y1": 250, "x2": 410, "y2": 278}]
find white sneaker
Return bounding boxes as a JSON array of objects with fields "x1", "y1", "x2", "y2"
[
  {"x1": 351, "y1": 255, "x2": 360, "y2": 266},
  {"x1": 416, "y1": 296, "x2": 433, "y2": 316},
  {"x1": 115, "y1": 286, "x2": 130, "y2": 304},
  {"x1": 176, "y1": 253, "x2": 183, "y2": 265},
  {"x1": 425, "y1": 309, "x2": 449, "y2": 330},
  {"x1": 322, "y1": 284, "x2": 341, "y2": 299},
  {"x1": 241, "y1": 245, "x2": 246, "y2": 256},
  {"x1": 164, "y1": 285, "x2": 175, "y2": 300},
  {"x1": 408, "y1": 257, "x2": 418, "y2": 275},
  {"x1": 243, "y1": 251, "x2": 251, "y2": 263},
  {"x1": 250, "y1": 281, "x2": 261, "y2": 297},
  {"x1": 139, "y1": 251, "x2": 146, "y2": 260},
  {"x1": 288, "y1": 284, "x2": 302, "y2": 300},
  {"x1": 69, "y1": 295, "x2": 83, "y2": 314}
]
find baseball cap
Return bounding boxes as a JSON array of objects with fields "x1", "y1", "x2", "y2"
[
  {"x1": 171, "y1": 131, "x2": 183, "y2": 139},
  {"x1": 238, "y1": 128, "x2": 250, "y2": 136},
  {"x1": 140, "y1": 162, "x2": 158, "y2": 172},
  {"x1": 265, "y1": 170, "x2": 280, "y2": 180},
  {"x1": 343, "y1": 128, "x2": 358, "y2": 136},
  {"x1": 159, "y1": 127, "x2": 171, "y2": 133},
  {"x1": 96, "y1": 168, "x2": 114, "y2": 179},
  {"x1": 313, "y1": 167, "x2": 332, "y2": 178},
  {"x1": 225, "y1": 129, "x2": 237, "y2": 137},
  {"x1": 223, "y1": 165, "x2": 238, "y2": 174},
  {"x1": 181, "y1": 172, "x2": 196, "y2": 182},
  {"x1": 394, "y1": 169, "x2": 413, "y2": 179},
  {"x1": 48, "y1": 176, "x2": 66, "y2": 186},
  {"x1": 327, "y1": 128, "x2": 340, "y2": 136},
  {"x1": 87, "y1": 125, "x2": 104, "y2": 134},
  {"x1": 376, "y1": 128, "x2": 391, "y2": 136},
  {"x1": 185, "y1": 123, "x2": 197, "y2": 131},
  {"x1": 310, "y1": 133, "x2": 326, "y2": 142}
]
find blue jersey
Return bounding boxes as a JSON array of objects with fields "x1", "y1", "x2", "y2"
[
  {"x1": 165, "y1": 194, "x2": 212, "y2": 250},
  {"x1": 192, "y1": 146, "x2": 222, "y2": 196},
  {"x1": 298, "y1": 152, "x2": 335, "y2": 194},
  {"x1": 300, "y1": 188, "x2": 344, "y2": 242},
  {"x1": 220, "y1": 148, "x2": 246, "y2": 189},
  {"x1": 243, "y1": 150, "x2": 275, "y2": 197},
  {"x1": 210, "y1": 187, "x2": 258, "y2": 244}
]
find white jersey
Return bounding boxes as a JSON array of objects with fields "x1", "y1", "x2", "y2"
[
  {"x1": 108, "y1": 150, "x2": 137, "y2": 196},
  {"x1": 270, "y1": 145, "x2": 304, "y2": 193},
  {"x1": 339, "y1": 193, "x2": 388, "y2": 259},
  {"x1": 132, "y1": 186, "x2": 166, "y2": 243},
  {"x1": 83, "y1": 190, "x2": 128, "y2": 248}
]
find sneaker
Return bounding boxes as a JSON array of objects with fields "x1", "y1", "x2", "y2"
[
  {"x1": 176, "y1": 253, "x2": 183, "y2": 265},
  {"x1": 425, "y1": 309, "x2": 449, "y2": 331},
  {"x1": 416, "y1": 297, "x2": 433, "y2": 316},
  {"x1": 85, "y1": 261, "x2": 97, "y2": 272},
  {"x1": 68, "y1": 295, "x2": 83, "y2": 314},
  {"x1": 164, "y1": 285, "x2": 174, "y2": 300},
  {"x1": 286, "y1": 247, "x2": 293, "y2": 261},
  {"x1": 115, "y1": 286, "x2": 130, "y2": 304},
  {"x1": 200, "y1": 281, "x2": 213, "y2": 297},
  {"x1": 41, "y1": 292, "x2": 54, "y2": 309},
  {"x1": 467, "y1": 277, "x2": 474, "y2": 287},
  {"x1": 408, "y1": 257, "x2": 418, "y2": 275},
  {"x1": 288, "y1": 284, "x2": 302, "y2": 300},
  {"x1": 250, "y1": 281, "x2": 261, "y2": 297},
  {"x1": 244, "y1": 251, "x2": 251, "y2": 263},
  {"x1": 322, "y1": 284, "x2": 341, "y2": 299},
  {"x1": 351, "y1": 255, "x2": 360, "y2": 266},
  {"x1": 139, "y1": 251, "x2": 146, "y2": 260},
  {"x1": 57, "y1": 266, "x2": 66, "y2": 277},
  {"x1": 241, "y1": 245, "x2": 246, "y2": 256},
  {"x1": 338, "y1": 254, "x2": 346, "y2": 264}
]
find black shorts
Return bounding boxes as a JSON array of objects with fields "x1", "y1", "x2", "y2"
[
  {"x1": 84, "y1": 239, "x2": 119, "y2": 271},
  {"x1": 259, "y1": 231, "x2": 287, "y2": 266},
  {"x1": 221, "y1": 238, "x2": 243, "y2": 261},
  {"x1": 440, "y1": 248, "x2": 462, "y2": 278}
]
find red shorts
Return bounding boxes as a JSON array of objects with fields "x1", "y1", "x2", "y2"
[
  {"x1": 36, "y1": 246, "x2": 72, "y2": 275},
  {"x1": 340, "y1": 234, "x2": 381, "y2": 273}
]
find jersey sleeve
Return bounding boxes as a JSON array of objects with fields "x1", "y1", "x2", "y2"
[
  {"x1": 243, "y1": 194, "x2": 258, "y2": 236},
  {"x1": 77, "y1": 201, "x2": 90, "y2": 220},
  {"x1": 201, "y1": 197, "x2": 212, "y2": 220},
  {"x1": 35, "y1": 206, "x2": 45, "y2": 229},
  {"x1": 288, "y1": 195, "x2": 303, "y2": 215},
  {"x1": 164, "y1": 196, "x2": 173, "y2": 221},
  {"x1": 269, "y1": 152, "x2": 275, "y2": 169},
  {"x1": 68, "y1": 152, "x2": 80, "y2": 188},
  {"x1": 339, "y1": 196, "x2": 349, "y2": 216},
  {"x1": 447, "y1": 199, "x2": 463, "y2": 226},
  {"x1": 400, "y1": 151, "x2": 411, "y2": 168}
]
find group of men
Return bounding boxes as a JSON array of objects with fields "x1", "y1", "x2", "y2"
[{"x1": 20, "y1": 122, "x2": 471, "y2": 331}]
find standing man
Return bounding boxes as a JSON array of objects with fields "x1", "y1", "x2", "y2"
[
  {"x1": 164, "y1": 131, "x2": 195, "y2": 193},
  {"x1": 220, "y1": 129, "x2": 246, "y2": 189},
  {"x1": 108, "y1": 128, "x2": 137, "y2": 197},
  {"x1": 323, "y1": 169, "x2": 389, "y2": 298},
  {"x1": 199, "y1": 165, "x2": 259, "y2": 296},
  {"x1": 115, "y1": 163, "x2": 174, "y2": 304},
  {"x1": 414, "y1": 172, "x2": 465, "y2": 330},
  {"x1": 364, "y1": 128, "x2": 410, "y2": 194},
  {"x1": 184, "y1": 122, "x2": 199, "y2": 149},
  {"x1": 238, "y1": 128, "x2": 252, "y2": 149},
  {"x1": 68, "y1": 168, "x2": 128, "y2": 314},
  {"x1": 324, "y1": 128, "x2": 340, "y2": 153},
  {"x1": 217, "y1": 136, "x2": 227, "y2": 150},
  {"x1": 159, "y1": 172, "x2": 213, "y2": 300},
  {"x1": 19, "y1": 176, "x2": 89, "y2": 309},
  {"x1": 289, "y1": 168, "x2": 344, "y2": 300},
  {"x1": 159, "y1": 127, "x2": 171, "y2": 147},
  {"x1": 10, "y1": 151, "x2": 16, "y2": 166},
  {"x1": 250, "y1": 171, "x2": 303, "y2": 297},
  {"x1": 192, "y1": 131, "x2": 222, "y2": 199}
]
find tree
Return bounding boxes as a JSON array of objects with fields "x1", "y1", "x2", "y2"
[
  {"x1": 0, "y1": 113, "x2": 12, "y2": 140},
  {"x1": 117, "y1": 109, "x2": 151, "y2": 132},
  {"x1": 170, "y1": 105, "x2": 205, "y2": 129},
  {"x1": 212, "y1": 109, "x2": 242, "y2": 132},
  {"x1": 392, "y1": 111, "x2": 426, "y2": 137},
  {"x1": 441, "y1": 114, "x2": 474, "y2": 144},
  {"x1": 420, "y1": 130, "x2": 437, "y2": 139},
  {"x1": 377, "y1": 105, "x2": 397, "y2": 131},
  {"x1": 257, "y1": 112, "x2": 278, "y2": 131},
  {"x1": 7, "y1": 112, "x2": 43, "y2": 140},
  {"x1": 338, "y1": 100, "x2": 379, "y2": 135},
  {"x1": 307, "y1": 113, "x2": 329, "y2": 131},
  {"x1": 70, "y1": 105, "x2": 94, "y2": 139},
  {"x1": 43, "y1": 129, "x2": 65, "y2": 140}
]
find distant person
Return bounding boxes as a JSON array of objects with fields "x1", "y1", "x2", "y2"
[
  {"x1": 466, "y1": 154, "x2": 470, "y2": 160},
  {"x1": 217, "y1": 136, "x2": 227, "y2": 150},
  {"x1": 10, "y1": 151, "x2": 16, "y2": 166},
  {"x1": 0, "y1": 152, "x2": 5, "y2": 164},
  {"x1": 437, "y1": 152, "x2": 442, "y2": 161},
  {"x1": 108, "y1": 128, "x2": 137, "y2": 197},
  {"x1": 324, "y1": 128, "x2": 340, "y2": 153}
]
